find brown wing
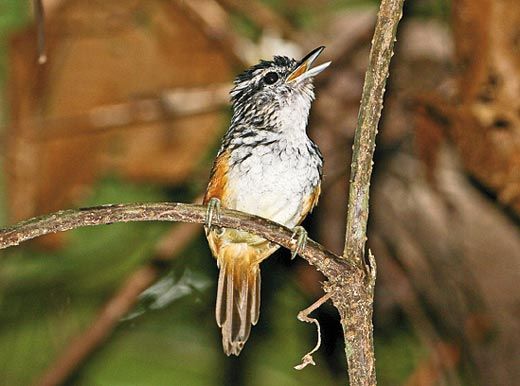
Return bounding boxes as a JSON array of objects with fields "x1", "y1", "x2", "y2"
[
  {"x1": 204, "y1": 148, "x2": 233, "y2": 259},
  {"x1": 204, "y1": 149, "x2": 231, "y2": 205}
]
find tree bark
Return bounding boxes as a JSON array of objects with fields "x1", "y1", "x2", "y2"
[
  {"x1": 0, "y1": 202, "x2": 350, "y2": 280},
  {"x1": 338, "y1": 0, "x2": 405, "y2": 385}
]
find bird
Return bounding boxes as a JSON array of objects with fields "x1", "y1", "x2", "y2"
[{"x1": 203, "y1": 46, "x2": 330, "y2": 356}]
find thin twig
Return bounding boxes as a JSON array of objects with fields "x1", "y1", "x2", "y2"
[
  {"x1": 6, "y1": 84, "x2": 230, "y2": 142},
  {"x1": 33, "y1": 0, "x2": 47, "y2": 64},
  {"x1": 294, "y1": 291, "x2": 333, "y2": 370},
  {"x1": 174, "y1": 0, "x2": 248, "y2": 67}
]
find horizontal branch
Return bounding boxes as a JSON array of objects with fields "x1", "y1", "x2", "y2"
[{"x1": 0, "y1": 202, "x2": 351, "y2": 279}]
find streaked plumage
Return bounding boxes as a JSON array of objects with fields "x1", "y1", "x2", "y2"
[{"x1": 204, "y1": 47, "x2": 330, "y2": 355}]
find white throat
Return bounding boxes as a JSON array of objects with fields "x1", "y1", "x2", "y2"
[{"x1": 275, "y1": 93, "x2": 312, "y2": 143}]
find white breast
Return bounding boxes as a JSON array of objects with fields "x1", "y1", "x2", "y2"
[{"x1": 226, "y1": 142, "x2": 320, "y2": 228}]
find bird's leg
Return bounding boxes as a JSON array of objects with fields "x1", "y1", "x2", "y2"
[
  {"x1": 205, "y1": 197, "x2": 221, "y2": 235},
  {"x1": 290, "y1": 226, "x2": 308, "y2": 259}
]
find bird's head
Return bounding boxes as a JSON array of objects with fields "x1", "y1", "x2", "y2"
[{"x1": 230, "y1": 46, "x2": 331, "y2": 118}]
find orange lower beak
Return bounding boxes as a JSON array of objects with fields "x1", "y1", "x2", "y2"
[{"x1": 286, "y1": 46, "x2": 331, "y2": 83}]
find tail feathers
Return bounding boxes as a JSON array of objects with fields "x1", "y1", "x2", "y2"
[{"x1": 216, "y1": 258, "x2": 260, "y2": 356}]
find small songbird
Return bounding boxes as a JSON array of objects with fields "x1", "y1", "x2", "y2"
[{"x1": 204, "y1": 46, "x2": 330, "y2": 356}]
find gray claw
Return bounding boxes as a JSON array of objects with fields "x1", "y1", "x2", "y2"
[
  {"x1": 290, "y1": 226, "x2": 307, "y2": 259},
  {"x1": 205, "y1": 197, "x2": 221, "y2": 235}
]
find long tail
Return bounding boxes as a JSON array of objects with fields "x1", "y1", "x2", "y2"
[{"x1": 216, "y1": 254, "x2": 261, "y2": 356}]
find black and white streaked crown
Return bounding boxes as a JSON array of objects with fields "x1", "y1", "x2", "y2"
[{"x1": 229, "y1": 47, "x2": 331, "y2": 114}]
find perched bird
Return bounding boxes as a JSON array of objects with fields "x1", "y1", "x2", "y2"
[{"x1": 204, "y1": 46, "x2": 330, "y2": 356}]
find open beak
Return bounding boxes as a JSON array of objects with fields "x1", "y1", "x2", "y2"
[{"x1": 286, "y1": 46, "x2": 331, "y2": 83}]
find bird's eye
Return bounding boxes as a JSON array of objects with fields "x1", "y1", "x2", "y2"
[{"x1": 263, "y1": 72, "x2": 279, "y2": 85}]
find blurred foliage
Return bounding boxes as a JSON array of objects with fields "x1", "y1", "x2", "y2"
[
  {"x1": 0, "y1": 0, "x2": 30, "y2": 225},
  {"x1": 407, "y1": 0, "x2": 450, "y2": 19},
  {"x1": 0, "y1": 177, "x2": 170, "y2": 385},
  {"x1": 376, "y1": 328, "x2": 427, "y2": 385},
  {"x1": 0, "y1": 0, "x2": 29, "y2": 120}
]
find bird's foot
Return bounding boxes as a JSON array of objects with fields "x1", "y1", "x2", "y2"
[
  {"x1": 290, "y1": 226, "x2": 307, "y2": 260},
  {"x1": 205, "y1": 197, "x2": 221, "y2": 235}
]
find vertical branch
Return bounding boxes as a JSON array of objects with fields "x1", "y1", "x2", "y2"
[
  {"x1": 343, "y1": 0, "x2": 404, "y2": 266},
  {"x1": 333, "y1": 1, "x2": 405, "y2": 386}
]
